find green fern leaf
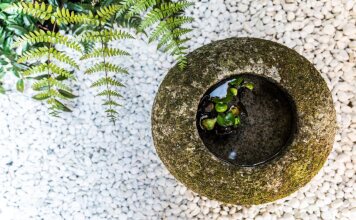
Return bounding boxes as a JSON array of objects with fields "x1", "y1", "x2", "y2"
[
  {"x1": 53, "y1": 7, "x2": 75, "y2": 25},
  {"x1": 72, "y1": 12, "x2": 100, "y2": 25},
  {"x1": 140, "y1": 1, "x2": 193, "y2": 30},
  {"x1": 105, "y1": 109, "x2": 118, "y2": 114},
  {"x1": 23, "y1": 63, "x2": 48, "y2": 76},
  {"x1": 97, "y1": 90, "x2": 123, "y2": 98},
  {"x1": 18, "y1": 47, "x2": 79, "y2": 69},
  {"x1": 80, "y1": 48, "x2": 130, "y2": 60},
  {"x1": 80, "y1": 29, "x2": 134, "y2": 43},
  {"x1": 126, "y1": 0, "x2": 158, "y2": 18},
  {"x1": 85, "y1": 63, "x2": 128, "y2": 75},
  {"x1": 33, "y1": 89, "x2": 68, "y2": 100},
  {"x1": 117, "y1": 0, "x2": 136, "y2": 16},
  {"x1": 14, "y1": 30, "x2": 82, "y2": 52},
  {"x1": 22, "y1": 63, "x2": 75, "y2": 80},
  {"x1": 32, "y1": 78, "x2": 72, "y2": 92},
  {"x1": 149, "y1": 16, "x2": 193, "y2": 43},
  {"x1": 33, "y1": 91, "x2": 52, "y2": 100},
  {"x1": 5, "y1": 2, "x2": 52, "y2": 21},
  {"x1": 48, "y1": 63, "x2": 75, "y2": 80},
  {"x1": 32, "y1": 78, "x2": 50, "y2": 91},
  {"x1": 103, "y1": 100, "x2": 121, "y2": 106},
  {"x1": 91, "y1": 77, "x2": 124, "y2": 88},
  {"x1": 18, "y1": 47, "x2": 48, "y2": 63},
  {"x1": 97, "y1": 4, "x2": 121, "y2": 22},
  {"x1": 48, "y1": 98, "x2": 72, "y2": 112}
]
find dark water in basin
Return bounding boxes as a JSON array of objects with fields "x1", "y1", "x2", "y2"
[{"x1": 196, "y1": 74, "x2": 297, "y2": 167}]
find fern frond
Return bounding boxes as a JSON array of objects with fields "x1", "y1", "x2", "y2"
[
  {"x1": 97, "y1": 90, "x2": 123, "y2": 98},
  {"x1": 52, "y1": 7, "x2": 74, "y2": 25},
  {"x1": 117, "y1": 0, "x2": 136, "y2": 16},
  {"x1": 91, "y1": 77, "x2": 124, "y2": 88},
  {"x1": 33, "y1": 89, "x2": 68, "y2": 100},
  {"x1": 32, "y1": 78, "x2": 50, "y2": 91},
  {"x1": 72, "y1": 12, "x2": 100, "y2": 25},
  {"x1": 79, "y1": 29, "x2": 134, "y2": 43},
  {"x1": 32, "y1": 78, "x2": 72, "y2": 92},
  {"x1": 149, "y1": 16, "x2": 193, "y2": 42},
  {"x1": 85, "y1": 63, "x2": 128, "y2": 74},
  {"x1": 140, "y1": 1, "x2": 193, "y2": 30},
  {"x1": 18, "y1": 47, "x2": 49, "y2": 63},
  {"x1": 136, "y1": 1, "x2": 193, "y2": 70},
  {"x1": 126, "y1": 0, "x2": 158, "y2": 18},
  {"x1": 50, "y1": 79, "x2": 72, "y2": 92},
  {"x1": 105, "y1": 108, "x2": 118, "y2": 122},
  {"x1": 105, "y1": 109, "x2": 118, "y2": 115},
  {"x1": 33, "y1": 90, "x2": 52, "y2": 100},
  {"x1": 47, "y1": 63, "x2": 75, "y2": 80},
  {"x1": 51, "y1": 50, "x2": 79, "y2": 69},
  {"x1": 103, "y1": 100, "x2": 121, "y2": 106},
  {"x1": 81, "y1": 41, "x2": 96, "y2": 54},
  {"x1": 157, "y1": 29, "x2": 191, "y2": 51},
  {"x1": 14, "y1": 30, "x2": 82, "y2": 52},
  {"x1": 97, "y1": 4, "x2": 121, "y2": 22},
  {"x1": 47, "y1": 98, "x2": 72, "y2": 112},
  {"x1": 23, "y1": 63, "x2": 48, "y2": 76},
  {"x1": 18, "y1": 47, "x2": 79, "y2": 69},
  {"x1": 5, "y1": 2, "x2": 52, "y2": 20},
  {"x1": 177, "y1": 55, "x2": 188, "y2": 70},
  {"x1": 80, "y1": 48, "x2": 130, "y2": 60},
  {"x1": 23, "y1": 63, "x2": 75, "y2": 79}
]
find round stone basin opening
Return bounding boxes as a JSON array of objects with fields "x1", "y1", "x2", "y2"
[{"x1": 196, "y1": 74, "x2": 297, "y2": 167}]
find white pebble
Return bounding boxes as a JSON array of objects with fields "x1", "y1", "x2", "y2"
[{"x1": 322, "y1": 24, "x2": 336, "y2": 35}]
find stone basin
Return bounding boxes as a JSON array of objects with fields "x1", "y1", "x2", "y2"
[{"x1": 151, "y1": 38, "x2": 336, "y2": 205}]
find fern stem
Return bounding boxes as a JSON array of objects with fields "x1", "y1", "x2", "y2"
[
  {"x1": 46, "y1": 22, "x2": 56, "y2": 105},
  {"x1": 100, "y1": 25, "x2": 115, "y2": 123}
]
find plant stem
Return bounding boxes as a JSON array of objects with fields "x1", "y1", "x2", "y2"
[
  {"x1": 46, "y1": 22, "x2": 56, "y2": 105},
  {"x1": 100, "y1": 22, "x2": 115, "y2": 123}
]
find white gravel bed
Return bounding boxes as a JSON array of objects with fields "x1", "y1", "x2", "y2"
[{"x1": 0, "y1": 0, "x2": 355, "y2": 219}]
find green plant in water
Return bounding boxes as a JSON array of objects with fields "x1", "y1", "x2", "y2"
[{"x1": 201, "y1": 77, "x2": 254, "y2": 131}]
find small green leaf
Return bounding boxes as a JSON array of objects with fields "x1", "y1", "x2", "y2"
[
  {"x1": 244, "y1": 82, "x2": 254, "y2": 90},
  {"x1": 29, "y1": 74, "x2": 50, "y2": 80},
  {"x1": 215, "y1": 102, "x2": 228, "y2": 113},
  {"x1": 7, "y1": 25, "x2": 28, "y2": 35},
  {"x1": 234, "y1": 116, "x2": 241, "y2": 126},
  {"x1": 0, "y1": 3, "x2": 10, "y2": 10},
  {"x1": 221, "y1": 93, "x2": 233, "y2": 103},
  {"x1": 212, "y1": 97, "x2": 221, "y2": 104},
  {"x1": 0, "y1": 59, "x2": 8, "y2": 65},
  {"x1": 16, "y1": 79, "x2": 24, "y2": 92},
  {"x1": 201, "y1": 118, "x2": 217, "y2": 131},
  {"x1": 0, "y1": 85, "x2": 5, "y2": 94},
  {"x1": 229, "y1": 87, "x2": 238, "y2": 96},
  {"x1": 58, "y1": 89, "x2": 77, "y2": 99},
  {"x1": 224, "y1": 112, "x2": 235, "y2": 126},
  {"x1": 53, "y1": 99, "x2": 72, "y2": 112},
  {"x1": 33, "y1": 93, "x2": 50, "y2": 100},
  {"x1": 217, "y1": 112, "x2": 235, "y2": 127},
  {"x1": 229, "y1": 77, "x2": 244, "y2": 87},
  {"x1": 216, "y1": 113, "x2": 226, "y2": 126}
]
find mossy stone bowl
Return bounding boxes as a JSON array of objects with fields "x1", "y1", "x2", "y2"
[{"x1": 151, "y1": 38, "x2": 336, "y2": 205}]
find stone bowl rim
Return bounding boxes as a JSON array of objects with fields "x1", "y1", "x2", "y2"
[{"x1": 151, "y1": 37, "x2": 337, "y2": 205}]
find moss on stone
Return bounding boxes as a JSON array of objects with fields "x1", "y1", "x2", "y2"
[{"x1": 151, "y1": 38, "x2": 336, "y2": 205}]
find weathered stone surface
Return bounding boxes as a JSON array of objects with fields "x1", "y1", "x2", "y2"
[{"x1": 151, "y1": 38, "x2": 336, "y2": 205}]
